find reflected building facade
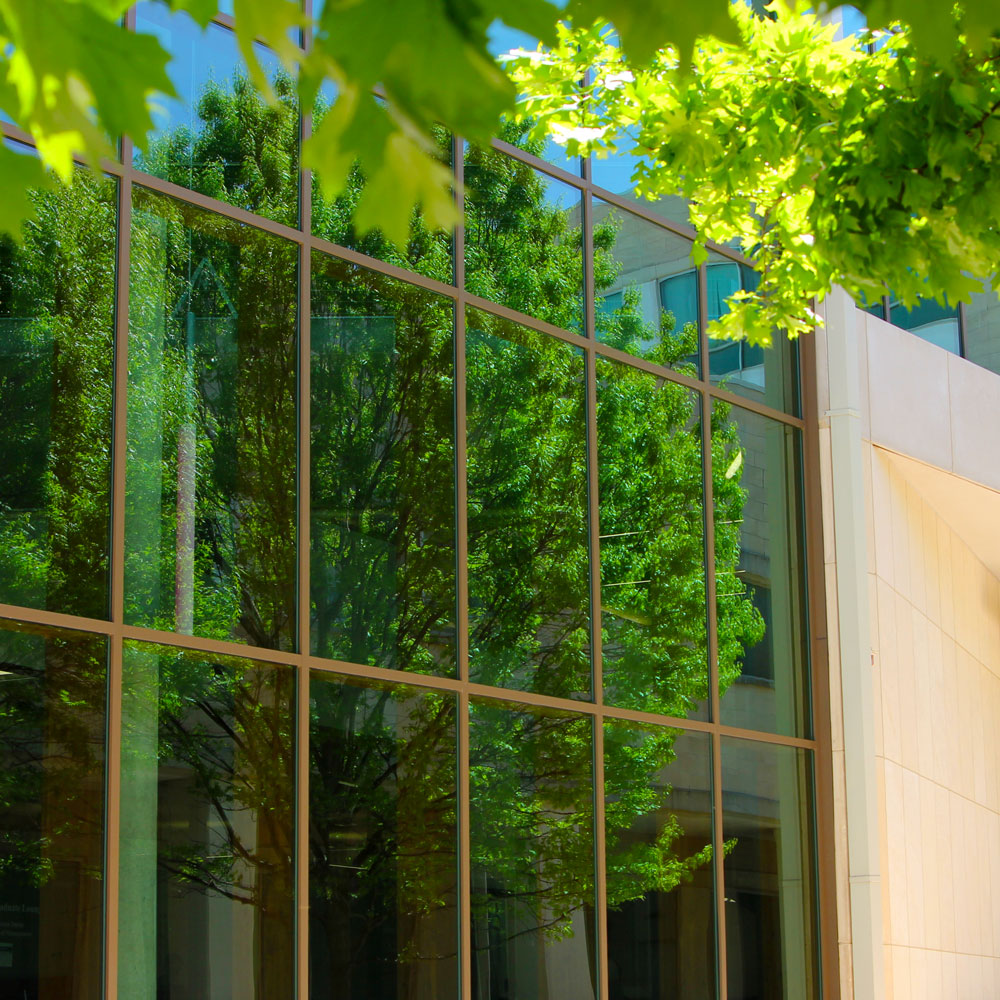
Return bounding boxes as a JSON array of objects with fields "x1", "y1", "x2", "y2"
[{"x1": 0, "y1": 7, "x2": 831, "y2": 1000}]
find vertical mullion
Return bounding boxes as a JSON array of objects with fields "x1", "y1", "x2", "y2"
[
  {"x1": 452, "y1": 134, "x2": 473, "y2": 1000},
  {"x1": 296, "y1": 9, "x2": 313, "y2": 989},
  {"x1": 698, "y1": 261, "x2": 710, "y2": 384}
]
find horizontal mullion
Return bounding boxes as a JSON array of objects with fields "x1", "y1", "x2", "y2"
[
  {"x1": 488, "y1": 136, "x2": 585, "y2": 189},
  {"x1": 706, "y1": 382, "x2": 805, "y2": 428},
  {"x1": 0, "y1": 121, "x2": 126, "y2": 177}
]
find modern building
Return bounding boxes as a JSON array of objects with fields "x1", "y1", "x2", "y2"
[{"x1": 0, "y1": 6, "x2": 998, "y2": 1000}]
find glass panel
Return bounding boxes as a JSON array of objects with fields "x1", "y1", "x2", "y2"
[
  {"x1": 713, "y1": 402, "x2": 810, "y2": 737},
  {"x1": 311, "y1": 253, "x2": 457, "y2": 676},
  {"x1": 0, "y1": 620, "x2": 106, "y2": 998},
  {"x1": 465, "y1": 308, "x2": 591, "y2": 698},
  {"x1": 135, "y1": 2, "x2": 299, "y2": 226},
  {"x1": 126, "y1": 188, "x2": 298, "y2": 650},
  {"x1": 962, "y1": 280, "x2": 1000, "y2": 375},
  {"x1": 0, "y1": 171, "x2": 116, "y2": 618},
  {"x1": 706, "y1": 251, "x2": 800, "y2": 415},
  {"x1": 465, "y1": 146, "x2": 584, "y2": 334},
  {"x1": 470, "y1": 698, "x2": 596, "y2": 1000},
  {"x1": 594, "y1": 198, "x2": 699, "y2": 372},
  {"x1": 889, "y1": 294, "x2": 961, "y2": 354},
  {"x1": 310, "y1": 117, "x2": 454, "y2": 284},
  {"x1": 596, "y1": 358, "x2": 708, "y2": 719},
  {"x1": 604, "y1": 724, "x2": 715, "y2": 1000},
  {"x1": 309, "y1": 671, "x2": 458, "y2": 999},
  {"x1": 722, "y1": 739, "x2": 819, "y2": 1000},
  {"x1": 118, "y1": 642, "x2": 295, "y2": 1000}
]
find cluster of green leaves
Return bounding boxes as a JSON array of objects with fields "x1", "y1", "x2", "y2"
[{"x1": 509, "y1": 1, "x2": 1000, "y2": 344}]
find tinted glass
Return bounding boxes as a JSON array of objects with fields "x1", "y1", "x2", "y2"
[
  {"x1": 0, "y1": 171, "x2": 116, "y2": 618},
  {"x1": 722, "y1": 739, "x2": 819, "y2": 1000},
  {"x1": 465, "y1": 143, "x2": 584, "y2": 333},
  {"x1": 596, "y1": 358, "x2": 708, "y2": 719},
  {"x1": 470, "y1": 698, "x2": 596, "y2": 1000},
  {"x1": 594, "y1": 198, "x2": 699, "y2": 373},
  {"x1": 706, "y1": 251, "x2": 799, "y2": 415},
  {"x1": 713, "y1": 402, "x2": 810, "y2": 737},
  {"x1": 126, "y1": 188, "x2": 298, "y2": 649},
  {"x1": 604, "y1": 724, "x2": 715, "y2": 1000},
  {"x1": 311, "y1": 254, "x2": 457, "y2": 675},
  {"x1": 962, "y1": 280, "x2": 1000, "y2": 375},
  {"x1": 0, "y1": 621, "x2": 106, "y2": 999},
  {"x1": 119, "y1": 642, "x2": 295, "y2": 1000},
  {"x1": 889, "y1": 294, "x2": 961, "y2": 354},
  {"x1": 135, "y1": 2, "x2": 299, "y2": 226},
  {"x1": 466, "y1": 308, "x2": 591, "y2": 698},
  {"x1": 310, "y1": 671, "x2": 458, "y2": 999}
]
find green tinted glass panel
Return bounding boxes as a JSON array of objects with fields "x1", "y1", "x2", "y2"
[
  {"x1": 722, "y1": 739, "x2": 819, "y2": 1000},
  {"x1": 119, "y1": 642, "x2": 296, "y2": 1000},
  {"x1": 466, "y1": 308, "x2": 590, "y2": 698},
  {"x1": 593, "y1": 198, "x2": 699, "y2": 373},
  {"x1": 310, "y1": 671, "x2": 458, "y2": 999},
  {"x1": 596, "y1": 357, "x2": 708, "y2": 719},
  {"x1": 126, "y1": 188, "x2": 298, "y2": 649},
  {"x1": 0, "y1": 621, "x2": 106, "y2": 998},
  {"x1": 470, "y1": 698, "x2": 596, "y2": 1000},
  {"x1": 465, "y1": 144, "x2": 583, "y2": 333},
  {"x1": 604, "y1": 723, "x2": 715, "y2": 1000},
  {"x1": 0, "y1": 171, "x2": 116, "y2": 619},
  {"x1": 311, "y1": 253, "x2": 457, "y2": 675},
  {"x1": 713, "y1": 402, "x2": 810, "y2": 737},
  {"x1": 135, "y1": 2, "x2": 299, "y2": 226}
]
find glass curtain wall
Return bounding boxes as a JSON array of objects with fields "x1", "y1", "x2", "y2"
[{"x1": 0, "y1": 7, "x2": 824, "y2": 1000}]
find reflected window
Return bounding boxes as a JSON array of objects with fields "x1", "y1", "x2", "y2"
[
  {"x1": 465, "y1": 309, "x2": 591, "y2": 699},
  {"x1": 119, "y1": 643, "x2": 296, "y2": 1000},
  {"x1": 470, "y1": 698, "x2": 596, "y2": 1000},
  {"x1": 310, "y1": 254, "x2": 457, "y2": 676},
  {"x1": 0, "y1": 622, "x2": 106, "y2": 999},
  {"x1": 888, "y1": 294, "x2": 961, "y2": 354},
  {"x1": 310, "y1": 672, "x2": 458, "y2": 999},
  {"x1": 126, "y1": 188, "x2": 298, "y2": 649}
]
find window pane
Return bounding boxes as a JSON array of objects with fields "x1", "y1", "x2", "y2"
[
  {"x1": 0, "y1": 170, "x2": 116, "y2": 619},
  {"x1": 470, "y1": 698, "x2": 596, "y2": 1000},
  {"x1": 596, "y1": 358, "x2": 708, "y2": 719},
  {"x1": 889, "y1": 294, "x2": 961, "y2": 354},
  {"x1": 713, "y1": 402, "x2": 810, "y2": 737},
  {"x1": 126, "y1": 188, "x2": 298, "y2": 650},
  {"x1": 963, "y1": 281, "x2": 1000, "y2": 375},
  {"x1": 707, "y1": 251, "x2": 800, "y2": 415},
  {"x1": 722, "y1": 739, "x2": 819, "y2": 1000},
  {"x1": 594, "y1": 198, "x2": 699, "y2": 373},
  {"x1": 465, "y1": 145, "x2": 584, "y2": 333},
  {"x1": 311, "y1": 254, "x2": 457, "y2": 675},
  {"x1": 119, "y1": 642, "x2": 295, "y2": 1000},
  {"x1": 309, "y1": 671, "x2": 458, "y2": 999},
  {"x1": 0, "y1": 621, "x2": 106, "y2": 998},
  {"x1": 604, "y1": 724, "x2": 715, "y2": 1000},
  {"x1": 311, "y1": 117, "x2": 454, "y2": 284},
  {"x1": 466, "y1": 308, "x2": 591, "y2": 698},
  {"x1": 135, "y1": 2, "x2": 299, "y2": 226}
]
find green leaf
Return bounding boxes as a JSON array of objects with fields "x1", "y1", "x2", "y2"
[{"x1": 0, "y1": 141, "x2": 51, "y2": 238}]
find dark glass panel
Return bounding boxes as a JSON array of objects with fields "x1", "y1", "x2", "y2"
[
  {"x1": 604, "y1": 723, "x2": 715, "y2": 1000},
  {"x1": 706, "y1": 251, "x2": 800, "y2": 415},
  {"x1": 0, "y1": 170, "x2": 116, "y2": 618},
  {"x1": 464, "y1": 140, "x2": 584, "y2": 333},
  {"x1": 126, "y1": 188, "x2": 297, "y2": 650},
  {"x1": 465, "y1": 308, "x2": 590, "y2": 698},
  {"x1": 594, "y1": 198, "x2": 699, "y2": 373},
  {"x1": 0, "y1": 621, "x2": 106, "y2": 999},
  {"x1": 309, "y1": 671, "x2": 458, "y2": 1000},
  {"x1": 712, "y1": 402, "x2": 810, "y2": 737},
  {"x1": 310, "y1": 118, "x2": 454, "y2": 284},
  {"x1": 962, "y1": 280, "x2": 1000, "y2": 374},
  {"x1": 722, "y1": 739, "x2": 819, "y2": 1000},
  {"x1": 889, "y1": 294, "x2": 961, "y2": 354},
  {"x1": 596, "y1": 358, "x2": 708, "y2": 719},
  {"x1": 135, "y1": 2, "x2": 299, "y2": 226},
  {"x1": 119, "y1": 642, "x2": 295, "y2": 1000},
  {"x1": 310, "y1": 253, "x2": 457, "y2": 676},
  {"x1": 470, "y1": 698, "x2": 596, "y2": 1000}
]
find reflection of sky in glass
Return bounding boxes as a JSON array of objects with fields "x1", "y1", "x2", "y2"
[{"x1": 136, "y1": 2, "x2": 281, "y2": 140}]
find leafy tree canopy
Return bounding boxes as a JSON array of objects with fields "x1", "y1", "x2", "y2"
[{"x1": 2, "y1": 0, "x2": 1000, "y2": 341}]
